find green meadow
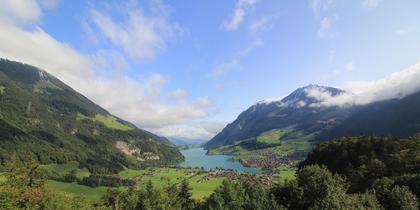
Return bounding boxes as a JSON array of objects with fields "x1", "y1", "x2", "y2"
[
  {"x1": 77, "y1": 113, "x2": 133, "y2": 131},
  {"x1": 46, "y1": 167, "x2": 226, "y2": 202},
  {"x1": 39, "y1": 161, "x2": 91, "y2": 179},
  {"x1": 45, "y1": 180, "x2": 111, "y2": 202}
]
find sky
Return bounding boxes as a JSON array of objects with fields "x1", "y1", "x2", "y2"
[{"x1": 0, "y1": 0, "x2": 420, "y2": 141}]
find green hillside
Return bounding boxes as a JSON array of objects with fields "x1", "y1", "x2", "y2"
[{"x1": 0, "y1": 59, "x2": 183, "y2": 174}]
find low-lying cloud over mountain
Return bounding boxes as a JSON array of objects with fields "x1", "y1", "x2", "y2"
[{"x1": 307, "y1": 62, "x2": 420, "y2": 107}]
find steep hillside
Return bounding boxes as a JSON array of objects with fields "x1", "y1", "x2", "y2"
[
  {"x1": 316, "y1": 90, "x2": 420, "y2": 141},
  {"x1": 205, "y1": 84, "x2": 420, "y2": 162},
  {"x1": 205, "y1": 85, "x2": 351, "y2": 159},
  {"x1": 0, "y1": 59, "x2": 183, "y2": 173}
]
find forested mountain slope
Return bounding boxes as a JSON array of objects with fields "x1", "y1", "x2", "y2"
[
  {"x1": 205, "y1": 84, "x2": 420, "y2": 160},
  {"x1": 0, "y1": 59, "x2": 183, "y2": 173}
]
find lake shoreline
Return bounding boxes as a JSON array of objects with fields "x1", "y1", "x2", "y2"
[{"x1": 179, "y1": 147, "x2": 262, "y2": 174}]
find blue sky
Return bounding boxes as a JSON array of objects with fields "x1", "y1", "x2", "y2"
[{"x1": 0, "y1": 0, "x2": 420, "y2": 141}]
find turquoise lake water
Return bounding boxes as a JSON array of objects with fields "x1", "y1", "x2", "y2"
[{"x1": 180, "y1": 147, "x2": 261, "y2": 174}]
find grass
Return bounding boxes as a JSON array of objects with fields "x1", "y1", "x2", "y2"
[
  {"x1": 46, "y1": 180, "x2": 110, "y2": 202},
  {"x1": 77, "y1": 114, "x2": 133, "y2": 131},
  {"x1": 136, "y1": 168, "x2": 193, "y2": 188},
  {"x1": 39, "y1": 161, "x2": 90, "y2": 179},
  {"x1": 209, "y1": 126, "x2": 315, "y2": 160},
  {"x1": 188, "y1": 174, "x2": 225, "y2": 200},
  {"x1": 123, "y1": 168, "x2": 225, "y2": 200},
  {"x1": 118, "y1": 168, "x2": 147, "y2": 178},
  {"x1": 45, "y1": 167, "x2": 226, "y2": 202},
  {"x1": 257, "y1": 129, "x2": 284, "y2": 144},
  {"x1": 34, "y1": 80, "x2": 61, "y2": 93}
]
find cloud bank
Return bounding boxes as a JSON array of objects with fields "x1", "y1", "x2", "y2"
[{"x1": 307, "y1": 62, "x2": 420, "y2": 107}]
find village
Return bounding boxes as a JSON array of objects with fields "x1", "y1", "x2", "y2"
[
  {"x1": 129, "y1": 166, "x2": 288, "y2": 187},
  {"x1": 239, "y1": 152, "x2": 297, "y2": 169}
]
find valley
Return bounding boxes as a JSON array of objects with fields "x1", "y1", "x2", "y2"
[
  {"x1": 1, "y1": 1, "x2": 420, "y2": 208},
  {"x1": 40, "y1": 147, "x2": 294, "y2": 202}
]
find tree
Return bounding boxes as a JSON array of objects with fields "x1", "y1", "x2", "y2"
[
  {"x1": 297, "y1": 165, "x2": 351, "y2": 209},
  {"x1": 177, "y1": 180, "x2": 195, "y2": 210},
  {"x1": 271, "y1": 180, "x2": 303, "y2": 210}
]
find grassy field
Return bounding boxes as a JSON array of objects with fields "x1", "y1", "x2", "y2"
[
  {"x1": 118, "y1": 168, "x2": 147, "y2": 178},
  {"x1": 46, "y1": 167, "x2": 225, "y2": 202},
  {"x1": 131, "y1": 168, "x2": 225, "y2": 200},
  {"x1": 45, "y1": 180, "x2": 110, "y2": 202},
  {"x1": 188, "y1": 174, "x2": 225, "y2": 200},
  {"x1": 77, "y1": 113, "x2": 133, "y2": 131},
  {"x1": 209, "y1": 126, "x2": 315, "y2": 161},
  {"x1": 39, "y1": 161, "x2": 90, "y2": 179},
  {"x1": 256, "y1": 129, "x2": 283, "y2": 144}
]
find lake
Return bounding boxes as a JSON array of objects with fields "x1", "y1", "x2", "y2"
[{"x1": 180, "y1": 147, "x2": 262, "y2": 174}]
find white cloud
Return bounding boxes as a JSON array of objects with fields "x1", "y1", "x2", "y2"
[
  {"x1": 0, "y1": 22, "x2": 94, "y2": 83},
  {"x1": 249, "y1": 14, "x2": 277, "y2": 33},
  {"x1": 223, "y1": 0, "x2": 257, "y2": 31},
  {"x1": 86, "y1": 2, "x2": 184, "y2": 59},
  {"x1": 154, "y1": 121, "x2": 226, "y2": 140},
  {"x1": 152, "y1": 125, "x2": 212, "y2": 140},
  {"x1": 317, "y1": 15, "x2": 338, "y2": 38},
  {"x1": 209, "y1": 58, "x2": 240, "y2": 78},
  {"x1": 0, "y1": 0, "x2": 59, "y2": 24},
  {"x1": 309, "y1": 0, "x2": 334, "y2": 16},
  {"x1": 0, "y1": 1, "x2": 214, "y2": 140},
  {"x1": 363, "y1": 0, "x2": 381, "y2": 9},
  {"x1": 209, "y1": 37, "x2": 263, "y2": 78},
  {"x1": 0, "y1": 0, "x2": 42, "y2": 23},
  {"x1": 238, "y1": 38, "x2": 264, "y2": 57},
  {"x1": 193, "y1": 121, "x2": 226, "y2": 135},
  {"x1": 169, "y1": 89, "x2": 188, "y2": 100},
  {"x1": 311, "y1": 62, "x2": 420, "y2": 107},
  {"x1": 193, "y1": 97, "x2": 213, "y2": 108}
]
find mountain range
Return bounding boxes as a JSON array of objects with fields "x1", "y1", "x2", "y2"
[
  {"x1": 205, "y1": 84, "x2": 420, "y2": 159},
  {"x1": 0, "y1": 59, "x2": 183, "y2": 173}
]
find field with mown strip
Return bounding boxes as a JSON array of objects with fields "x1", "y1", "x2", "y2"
[
  {"x1": 45, "y1": 180, "x2": 111, "y2": 202},
  {"x1": 39, "y1": 161, "x2": 90, "y2": 179},
  {"x1": 118, "y1": 168, "x2": 147, "y2": 178},
  {"x1": 131, "y1": 168, "x2": 225, "y2": 199},
  {"x1": 187, "y1": 174, "x2": 225, "y2": 200}
]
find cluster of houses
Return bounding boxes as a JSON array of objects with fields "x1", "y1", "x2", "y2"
[
  {"x1": 199, "y1": 168, "x2": 279, "y2": 187},
  {"x1": 240, "y1": 152, "x2": 296, "y2": 169}
]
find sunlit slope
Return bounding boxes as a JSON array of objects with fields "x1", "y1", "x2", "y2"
[
  {"x1": 0, "y1": 58, "x2": 183, "y2": 173},
  {"x1": 206, "y1": 84, "x2": 420, "y2": 159}
]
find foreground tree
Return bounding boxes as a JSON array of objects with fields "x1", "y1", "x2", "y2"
[
  {"x1": 373, "y1": 177, "x2": 418, "y2": 210},
  {"x1": 272, "y1": 165, "x2": 381, "y2": 210},
  {"x1": 0, "y1": 154, "x2": 100, "y2": 210}
]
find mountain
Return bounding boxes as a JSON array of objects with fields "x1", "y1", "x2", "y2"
[
  {"x1": 0, "y1": 59, "x2": 183, "y2": 173},
  {"x1": 205, "y1": 84, "x2": 420, "y2": 160},
  {"x1": 169, "y1": 137, "x2": 207, "y2": 146}
]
